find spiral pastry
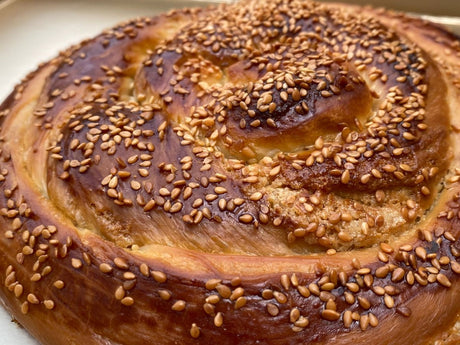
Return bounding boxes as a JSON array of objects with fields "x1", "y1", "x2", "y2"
[{"x1": 0, "y1": 0, "x2": 459, "y2": 344}]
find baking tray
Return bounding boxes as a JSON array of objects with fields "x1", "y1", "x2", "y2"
[{"x1": 0, "y1": 0, "x2": 459, "y2": 344}]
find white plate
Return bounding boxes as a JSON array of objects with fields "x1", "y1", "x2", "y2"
[{"x1": 0, "y1": 0, "x2": 458, "y2": 344}]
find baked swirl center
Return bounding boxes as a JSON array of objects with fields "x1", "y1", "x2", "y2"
[{"x1": 36, "y1": 0, "x2": 451, "y2": 255}]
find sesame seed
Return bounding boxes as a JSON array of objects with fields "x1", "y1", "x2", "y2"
[
  {"x1": 392, "y1": 268, "x2": 405, "y2": 282},
  {"x1": 230, "y1": 287, "x2": 244, "y2": 301},
  {"x1": 360, "y1": 174, "x2": 371, "y2": 184},
  {"x1": 14, "y1": 284, "x2": 23, "y2": 298},
  {"x1": 296, "y1": 285, "x2": 310, "y2": 298},
  {"x1": 393, "y1": 148, "x2": 404, "y2": 156},
  {"x1": 206, "y1": 279, "x2": 222, "y2": 291},
  {"x1": 346, "y1": 282, "x2": 360, "y2": 293},
  {"x1": 108, "y1": 176, "x2": 118, "y2": 189},
  {"x1": 30, "y1": 273, "x2": 41, "y2": 282},
  {"x1": 371, "y1": 169, "x2": 382, "y2": 178},
  {"x1": 151, "y1": 270, "x2": 167, "y2": 283},
  {"x1": 269, "y1": 165, "x2": 281, "y2": 177},
  {"x1": 341, "y1": 170, "x2": 350, "y2": 184},
  {"x1": 234, "y1": 296, "x2": 247, "y2": 309},
  {"x1": 71, "y1": 258, "x2": 83, "y2": 269},
  {"x1": 375, "y1": 266, "x2": 390, "y2": 278},
  {"x1": 53, "y1": 280, "x2": 65, "y2": 289},
  {"x1": 403, "y1": 132, "x2": 416, "y2": 140},
  {"x1": 171, "y1": 300, "x2": 186, "y2": 311},
  {"x1": 115, "y1": 286, "x2": 125, "y2": 300},
  {"x1": 114, "y1": 257, "x2": 129, "y2": 270},
  {"x1": 214, "y1": 312, "x2": 224, "y2": 327},
  {"x1": 139, "y1": 168, "x2": 149, "y2": 177},
  {"x1": 266, "y1": 303, "x2": 279, "y2": 316},
  {"x1": 360, "y1": 314, "x2": 370, "y2": 330},
  {"x1": 139, "y1": 263, "x2": 149, "y2": 277},
  {"x1": 12, "y1": 218, "x2": 22, "y2": 230},
  {"x1": 190, "y1": 324, "x2": 200, "y2": 338},
  {"x1": 325, "y1": 300, "x2": 336, "y2": 311},
  {"x1": 343, "y1": 310, "x2": 353, "y2": 327},
  {"x1": 396, "y1": 306, "x2": 412, "y2": 317},
  {"x1": 321, "y1": 309, "x2": 340, "y2": 321},
  {"x1": 444, "y1": 232, "x2": 456, "y2": 242},
  {"x1": 169, "y1": 202, "x2": 183, "y2": 213},
  {"x1": 308, "y1": 283, "x2": 320, "y2": 296},
  {"x1": 216, "y1": 284, "x2": 232, "y2": 299},
  {"x1": 121, "y1": 297, "x2": 134, "y2": 306},
  {"x1": 21, "y1": 302, "x2": 29, "y2": 314},
  {"x1": 205, "y1": 294, "x2": 220, "y2": 304},
  {"x1": 250, "y1": 192, "x2": 263, "y2": 201},
  {"x1": 123, "y1": 272, "x2": 136, "y2": 280},
  {"x1": 357, "y1": 268, "x2": 371, "y2": 275},
  {"x1": 99, "y1": 263, "x2": 113, "y2": 273},
  {"x1": 280, "y1": 274, "x2": 290, "y2": 290},
  {"x1": 384, "y1": 294, "x2": 394, "y2": 308},
  {"x1": 158, "y1": 290, "x2": 171, "y2": 301},
  {"x1": 421, "y1": 186, "x2": 430, "y2": 196},
  {"x1": 27, "y1": 293, "x2": 39, "y2": 304},
  {"x1": 22, "y1": 246, "x2": 33, "y2": 255},
  {"x1": 439, "y1": 256, "x2": 450, "y2": 266},
  {"x1": 358, "y1": 296, "x2": 371, "y2": 309},
  {"x1": 436, "y1": 273, "x2": 451, "y2": 287},
  {"x1": 239, "y1": 214, "x2": 253, "y2": 224},
  {"x1": 44, "y1": 300, "x2": 55, "y2": 310},
  {"x1": 130, "y1": 180, "x2": 141, "y2": 191},
  {"x1": 321, "y1": 282, "x2": 335, "y2": 291},
  {"x1": 451, "y1": 261, "x2": 460, "y2": 274},
  {"x1": 214, "y1": 186, "x2": 227, "y2": 194}
]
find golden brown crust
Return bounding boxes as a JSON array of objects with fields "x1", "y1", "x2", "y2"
[{"x1": 0, "y1": 0, "x2": 459, "y2": 344}]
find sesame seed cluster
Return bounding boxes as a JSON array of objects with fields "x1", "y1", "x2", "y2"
[{"x1": 0, "y1": 0, "x2": 459, "y2": 344}]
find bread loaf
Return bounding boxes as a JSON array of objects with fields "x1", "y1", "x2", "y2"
[{"x1": 0, "y1": 0, "x2": 459, "y2": 344}]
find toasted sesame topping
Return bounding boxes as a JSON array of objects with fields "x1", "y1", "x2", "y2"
[
  {"x1": 115, "y1": 286, "x2": 125, "y2": 300},
  {"x1": 53, "y1": 280, "x2": 65, "y2": 289},
  {"x1": 71, "y1": 258, "x2": 83, "y2": 269},
  {"x1": 139, "y1": 263, "x2": 149, "y2": 277},
  {"x1": 44, "y1": 300, "x2": 55, "y2": 310},
  {"x1": 190, "y1": 323, "x2": 200, "y2": 338},
  {"x1": 436, "y1": 273, "x2": 452, "y2": 287},
  {"x1": 121, "y1": 296, "x2": 134, "y2": 306},
  {"x1": 151, "y1": 270, "x2": 167, "y2": 283},
  {"x1": 21, "y1": 301, "x2": 29, "y2": 315},
  {"x1": 27, "y1": 293, "x2": 39, "y2": 305},
  {"x1": 216, "y1": 284, "x2": 232, "y2": 299},
  {"x1": 171, "y1": 300, "x2": 186, "y2": 311},
  {"x1": 113, "y1": 257, "x2": 129, "y2": 270},
  {"x1": 452, "y1": 261, "x2": 460, "y2": 274},
  {"x1": 280, "y1": 274, "x2": 290, "y2": 290},
  {"x1": 391, "y1": 268, "x2": 405, "y2": 282},
  {"x1": 321, "y1": 309, "x2": 340, "y2": 321},
  {"x1": 384, "y1": 294, "x2": 395, "y2": 308},
  {"x1": 360, "y1": 314, "x2": 370, "y2": 331},
  {"x1": 158, "y1": 289, "x2": 172, "y2": 301},
  {"x1": 238, "y1": 214, "x2": 253, "y2": 224},
  {"x1": 14, "y1": 284, "x2": 23, "y2": 298},
  {"x1": 99, "y1": 263, "x2": 113, "y2": 273},
  {"x1": 266, "y1": 303, "x2": 279, "y2": 316}
]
